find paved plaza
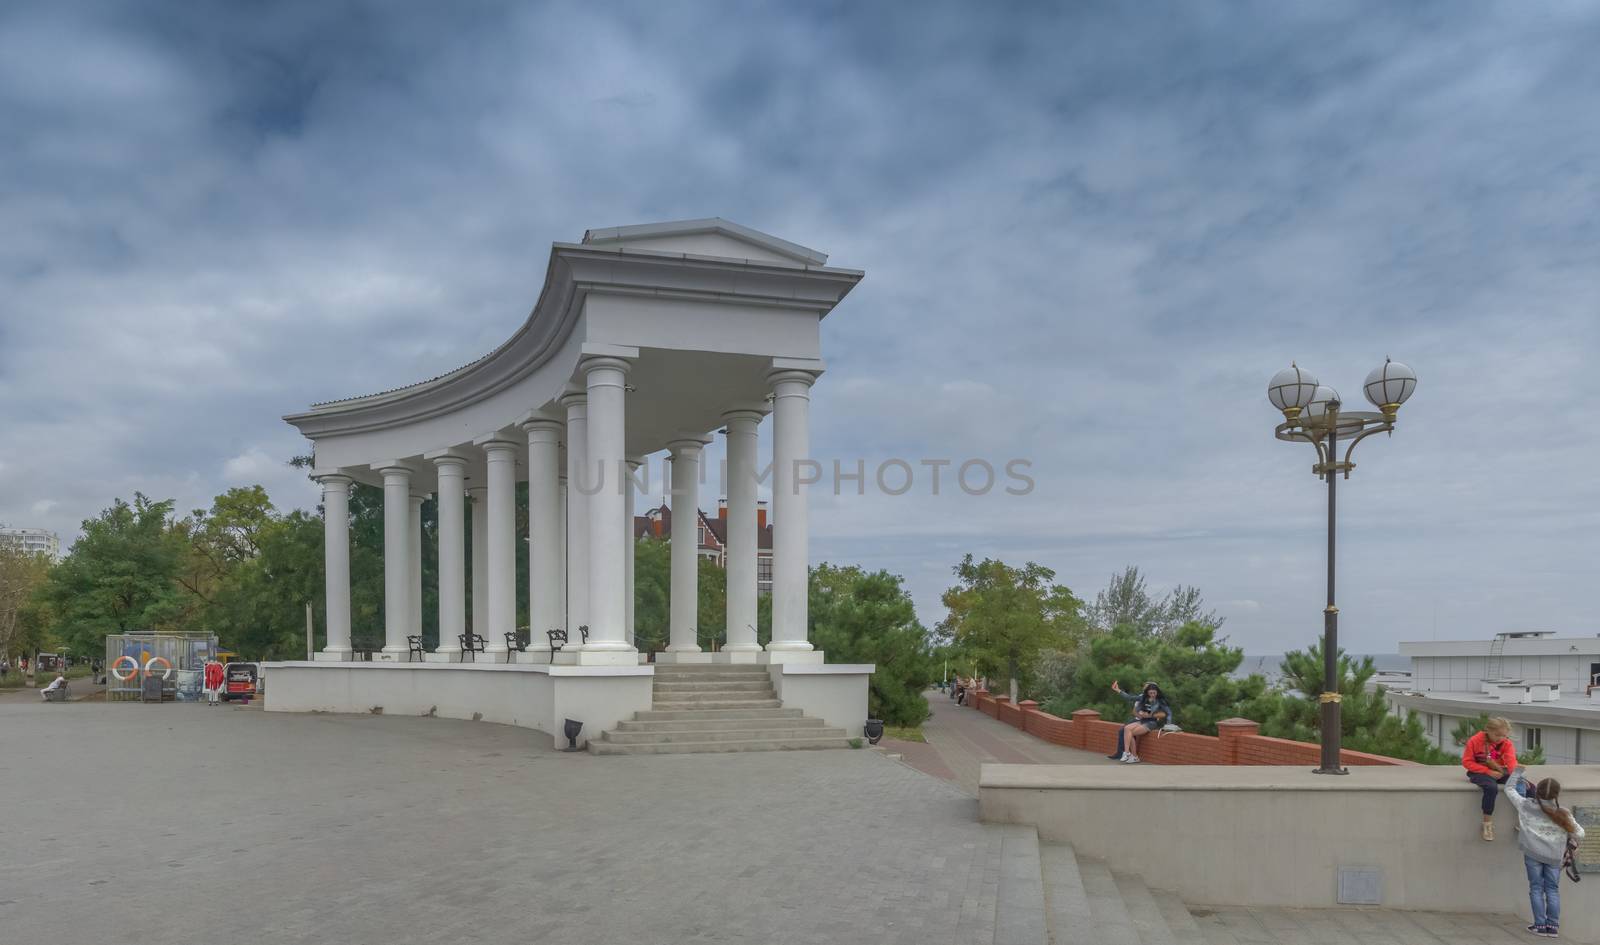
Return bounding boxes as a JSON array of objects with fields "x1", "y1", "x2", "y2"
[
  {"x1": 884, "y1": 693, "x2": 1103, "y2": 796},
  {"x1": 3, "y1": 699, "x2": 992, "y2": 945}
]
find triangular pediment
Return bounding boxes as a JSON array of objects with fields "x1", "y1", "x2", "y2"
[{"x1": 581, "y1": 218, "x2": 827, "y2": 266}]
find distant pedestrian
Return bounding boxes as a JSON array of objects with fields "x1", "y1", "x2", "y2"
[
  {"x1": 1505, "y1": 771, "x2": 1583, "y2": 937},
  {"x1": 203, "y1": 660, "x2": 225, "y2": 706},
  {"x1": 1463, "y1": 716, "x2": 1518, "y2": 841}
]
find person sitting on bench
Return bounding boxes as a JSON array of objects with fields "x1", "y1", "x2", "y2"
[{"x1": 40, "y1": 673, "x2": 68, "y2": 702}]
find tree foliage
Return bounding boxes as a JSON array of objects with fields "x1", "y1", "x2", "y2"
[
  {"x1": 1257, "y1": 641, "x2": 1454, "y2": 764},
  {"x1": 0, "y1": 547, "x2": 54, "y2": 659},
  {"x1": 1084, "y1": 565, "x2": 1222, "y2": 638},
  {"x1": 1045, "y1": 622, "x2": 1271, "y2": 736},
  {"x1": 810, "y1": 563, "x2": 934, "y2": 726},
  {"x1": 40, "y1": 493, "x2": 185, "y2": 655},
  {"x1": 938, "y1": 555, "x2": 1085, "y2": 700}
]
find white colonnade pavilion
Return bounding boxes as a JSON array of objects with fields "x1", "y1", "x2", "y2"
[{"x1": 285, "y1": 219, "x2": 863, "y2": 669}]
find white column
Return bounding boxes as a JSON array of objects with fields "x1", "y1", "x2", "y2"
[
  {"x1": 433, "y1": 457, "x2": 467, "y2": 657},
  {"x1": 409, "y1": 492, "x2": 425, "y2": 642},
  {"x1": 562, "y1": 393, "x2": 589, "y2": 644},
  {"x1": 317, "y1": 474, "x2": 353, "y2": 660},
  {"x1": 625, "y1": 456, "x2": 642, "y2": 649},
  {"x1": 482, "y1": 439, "x2": 518, "y2": 655},
  {"x1": 522, "y1": 420, "x2": 563, "y2": 657},
  {"x1": 722, "y1": 409, "x2": 763, "y2": 660},
  {"x1": 769, "y1": 370, "x2": 816, "y2": 655},
  {"x1": 557, "y1": 474, "x2": 568, "y2": 634},
  {"x1": 666, "y1": 439, "x2": 706, "y2": 656},
  {"x1": 379, "y1": 465, "x2": 413, "y2": 658},
  {"x1": 581, "y1": 356, "x2": 635, "y2": 663},
  {"x1": 468, "y1": 485, "x2": 488, "y2": 646}
]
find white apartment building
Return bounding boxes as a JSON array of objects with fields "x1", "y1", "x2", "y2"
[
  {"x1": 1388, "y1": 631, "x2": 1600, "y2": 765},
  {"x1": 0, "y1": 526, "x2": 60, "y2": 559}
]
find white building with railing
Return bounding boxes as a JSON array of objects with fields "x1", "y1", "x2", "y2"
[{"x1": 1387, "y1": 631, "x2": 1600, "y2": 764}]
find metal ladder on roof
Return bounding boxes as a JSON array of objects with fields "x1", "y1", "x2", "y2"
[{"x1": 1485, "y1": 632, "x2": 1508, "y2": 681}]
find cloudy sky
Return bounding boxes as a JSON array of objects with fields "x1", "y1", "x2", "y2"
[{"x1": 3, "y1": 2, "x2": 1597, "y2": 654}]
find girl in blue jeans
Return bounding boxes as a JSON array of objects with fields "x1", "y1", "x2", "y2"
[{"x1": 1504, "y1": 772, "x2": 1584, "y2": 937}]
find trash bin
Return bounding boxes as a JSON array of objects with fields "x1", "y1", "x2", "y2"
[{"x1": 142, "y1": 675, "x2": 164, "y2": 703}]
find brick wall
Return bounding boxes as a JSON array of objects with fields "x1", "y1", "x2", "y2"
[{"x1": 958, "y1": 692, "x2": 1414, "y2": 767}]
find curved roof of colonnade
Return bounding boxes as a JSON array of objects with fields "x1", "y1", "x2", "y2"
[{"x1": 284, "y1": 218, "x2": 864, "y2": 488}]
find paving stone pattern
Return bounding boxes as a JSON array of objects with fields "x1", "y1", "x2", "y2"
[
  {"x1": 2, "y1": 700, "x2": 994, "y2": 945},
  {"x1": 2, "y1": 700, "x2": 1563, "y2": 944}
]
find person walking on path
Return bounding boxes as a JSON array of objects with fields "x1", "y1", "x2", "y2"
[
  {"x1": 202, "y1": 660, "x2": 225, "y2": 706},
  {"x1": 1504, "y1": 771, "x2": 1584, "y2": 937},
  {"x1": 1463, "y1": 716, "x2": 1518, "y2": 841}
]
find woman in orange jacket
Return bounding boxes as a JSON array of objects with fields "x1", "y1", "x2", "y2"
[{"x1": 1463, "y1": 716, "x2": 1518, "y2": 841}]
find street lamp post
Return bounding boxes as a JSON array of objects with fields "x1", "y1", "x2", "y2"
[{"x1": 1267, "y1": 359, "x2": 1418, "y2": 775}]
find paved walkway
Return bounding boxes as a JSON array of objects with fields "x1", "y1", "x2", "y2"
[
  {"x1": 882, "y1": 691, "x2": 1103, "y2": 796},
  {"x1": 2, "y1": 698, "x2": 1000, "y2": 945}
]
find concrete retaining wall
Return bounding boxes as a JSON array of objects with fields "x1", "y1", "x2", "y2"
[
  {"x1": 262, "y1": 661, "x2": 653, "y2": 750},
  {"x1": 979, "y1": 763, "x2": 1600, "y2": 941}
]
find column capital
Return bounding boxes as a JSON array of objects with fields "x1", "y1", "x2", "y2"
[
  {"x1": 667, "y1": 434, "x2": 712, "y2": 456},
  {"x1": 768, "y1": 368, "x2": 818, "y2": 393},
  {"x1": 474, "y1": 435, "x2": 521, "y2": 457},
  {"x1": 721, "y1": 407, "x2": 766, "y2": 429},
  {"x1": 425, "y1": 447, "x2": 472, "y2": 470},
  {"x1": 521, "y1": 417, "x2": 564, "y2": 441},
  {"x1": 376, "y1": 463, "x2": 414, "y2": 484},
  {"x1": 581, "y1": 355, "x2": 632, "y2": 386},
  {"x1": 559, "y1": 389, "x2": 588, "y2": 411},
  {"x1": 408, "y1": 491, "x2": 429, "y2": 504},
  {"x1": 315, "y1": 473, "x2": 353, "y2": 490}
]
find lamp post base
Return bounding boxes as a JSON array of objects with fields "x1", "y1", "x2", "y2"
[{"x1": 1312, "y1": 766, "x2": 1349, "y2": 775}]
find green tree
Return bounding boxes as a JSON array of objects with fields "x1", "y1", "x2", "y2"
[
  {"x1": 938, "y1": 555, "x2": 1085, "y2": 702},
  {"x1": 1260, "y1": 642, "x2": 1453, "y2": 764},
  {"x1": 632, "y1": 536, "x2": 670, "y2": 654},
  {"x1": 205, "y1": 511, "x2": 325, "y2": 659},
  {"x1": 42, "y1": 493, "x2": 185, "y2": 655},
  {"x1": 0, "y1": 547, "x2": 54, "y2": 660},
  {"x1": 1450, "y1": 713, "x2": 1547, "y2": 766},
  {"x1": 810, "y1": 563, "x2": 934, "y2": 726},
  {"x1": 1046, "y1": 622, "x2": 1271, "y2": 736},
  {"x1": 1085, "y1": 565, "x2": 1223, "y2": 638}
]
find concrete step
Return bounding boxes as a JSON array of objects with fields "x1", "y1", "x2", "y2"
[
  {"x1": 993, "y1": 825, "x2": 1047, "y2": 945},
  {"x1": 635, "y1": 706, "x2": 802, "y2": 721},
  {"x1": 1075, "y1": 860, "x2": 1141, "y2": 945},
  {"x1": 1038, "y1": 842, "x2": 1096, "y2": 945},
  {"x1": 1148, "y1": 891, "x2": 1205, "y2": 945},
  {"x1": 649, "y1": 698, "x2": 784, "y2": 711},
  {"x1": 1112, "y1": 872, "x2": 1177, "y2": 945},
  {"x1": 652, "y1": 679, "x2": 776, "y2": 693},
  {"x1": 652, "y1": 665, "x2": 772, "y2": 676},
  {"x1": 614, "y1": 716, "x2": 827, "y2": 733},
  {"x1": 601, "y1": 726, "x2": 848, "y2": 745},
  {"x1": 651, "y1": 688, "x2": 777, "y2": 703},
  {"x1": 587, "y1": 735, "x2": 851, "y2": 755}
]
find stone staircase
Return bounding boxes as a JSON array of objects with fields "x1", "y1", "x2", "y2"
[
  {"x1": 975, "y1": 824, "x2": 1530, "y2": 945},
  {"x1": 588, "y1": 664, "x2": 852, "y2": 755}
]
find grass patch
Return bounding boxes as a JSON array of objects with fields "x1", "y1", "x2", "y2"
[{"x1": 884, "y1": 725, "x2": 926, "y2": 743}]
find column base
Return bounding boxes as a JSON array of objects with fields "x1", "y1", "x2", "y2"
[
  {"x1": 654, "y1": 650, "x2": 714, "y2": 664},
  {"x1": 714, "y1": 648, "x2": 763, "y2": 665},
  {"x1": 423, "y1": 652, "x2": 460, "y2": 663},
  {"x1": 313, "y1": 649, "x2": 353, "y2": 662},
  {"x1": 551, "y1": 650, "x2": 580, "y2": 665},
  {"x1": 514, "y1": 649, "x2": 554, "y2": 665},
  {"x1": 374, "y1": 648, "x2": 408, "y2": 662},
  {"x1": 575, "y1": 648, "x2": 641, "y2": 667},
  {"x1": 760, "y1": 649, "x2": 826, "y2": 666}
]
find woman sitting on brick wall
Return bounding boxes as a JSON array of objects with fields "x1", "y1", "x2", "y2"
[{"x1": 1106, "y1": 680, "x2": 1173, "y2": 764}]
